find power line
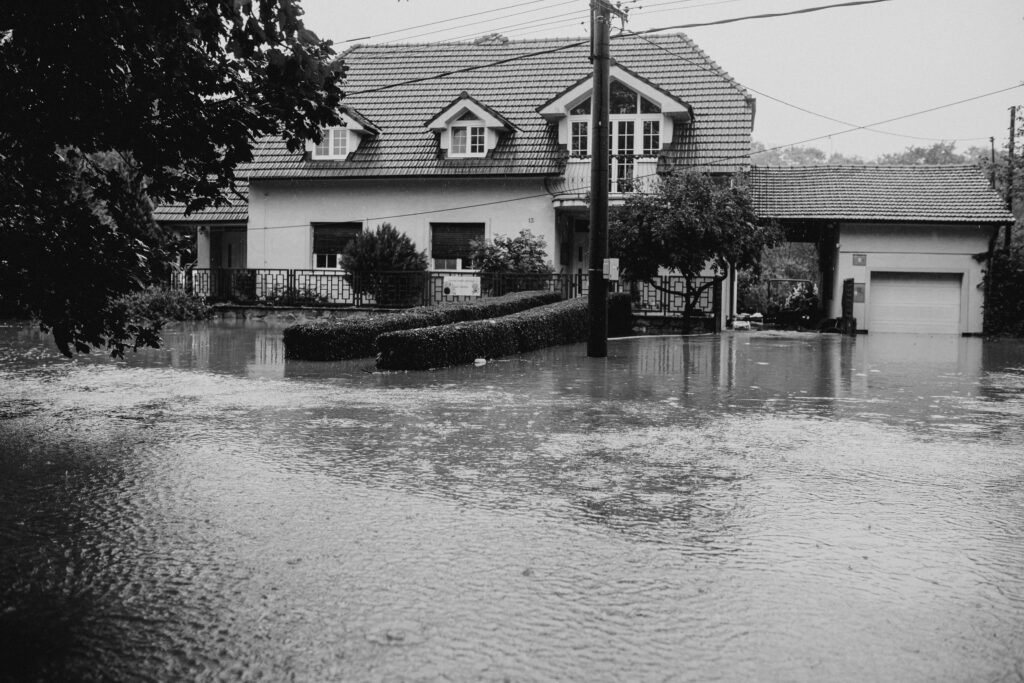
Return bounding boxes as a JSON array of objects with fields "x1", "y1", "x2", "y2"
[
  {"x1": 629, "y1": 0, "x2": 894, "y2": 36},
  {"x1": 244, "y1": 82, "x2": 1023, "y2": 229},
  {"x1": 623, "y1": 28, "x2": 991, "y2": 144},
  {"x1": 340, "y1": 0, "x2": 556, "y2": 43},
  {"x1": 345, "y1": 40, "x2": 587, "y2": 97},
  {"x1": 345, "y1": 0, "x2": 896, "y2": 98},
  {"x1": 424, "y1": 8, "x2": 590, "y2": 46},
  {"x1": 369, "y1": 1, "x2": 583, "y2": 45}
]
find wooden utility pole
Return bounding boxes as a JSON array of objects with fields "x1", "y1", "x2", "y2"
[
  {"x1": 587, "y1": 0, "x2": 612, "y2": 357},
  {"x1": 1007, "y1": 105, "x2": 1017, "y2": 253}
]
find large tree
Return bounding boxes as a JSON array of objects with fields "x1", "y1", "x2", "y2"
[
  {"x1": 0, "y1": 1, "x2": 344, "y2": 356},
  {"x1": 610, "y1": 172, "x2": 783, "y2": 328}
]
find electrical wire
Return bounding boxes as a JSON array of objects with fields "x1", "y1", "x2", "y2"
[
  {"x1": 622, "y1": 28, "x2": 991, "y2": 143},
  {"x1": 627, "y1": 0, "x2": 893, "y2": 36},
  {"x1": 422, "y1": 8, "x2": 591, "y2": 46},
  {"x1": 232, "y1": 1, "x2": 1020, "y2": 226},
  {"x1": 242, "y1": 80, "x2": 1022, "y2": 228},
  {"x1": 340, "y1": 0, "x2": 556, "y2": 43},
  {"x1": 345, "y1": 40, "x2": 588, "y2": 97},
  {"x1": 345, "y1": 0, "x2": 896, "y2": 97},
  {"x1": 366, "y1": 1, "x2": 583, "y2": 45}
]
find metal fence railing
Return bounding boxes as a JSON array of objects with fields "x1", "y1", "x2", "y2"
[{"x1": 175, "y1": 268, "x2": 719, "y2": 319}]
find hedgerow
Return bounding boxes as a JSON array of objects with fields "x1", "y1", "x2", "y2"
[
  {"x1": 376, "y1": 292, "x2": 634, "y2": 370},
  {"x1": 283, "y1": 290, "x2": 562, "y2": 361}
]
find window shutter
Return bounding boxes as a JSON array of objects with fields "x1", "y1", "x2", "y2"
[
  {"x1": 313, "y1": 222, "x2": 362, "y2": 254},
  {"x1": 431, "y1": 223, "x2": 485, "y2": 260}
]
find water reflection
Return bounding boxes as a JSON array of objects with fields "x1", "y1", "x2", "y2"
[{"x1": 2, "y1": 321, "x2": 1024, "y2": 681}]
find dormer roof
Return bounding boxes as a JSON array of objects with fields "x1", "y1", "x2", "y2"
[
  {"x1": 340, "y1": 106, "x2": 380, "y2": 137},
  {"x1": 537, "y1": 62, "x2": 693, "y2": 123},
  {"x1": 424, "y1": 92, "x2": 518, "y2": 133}
]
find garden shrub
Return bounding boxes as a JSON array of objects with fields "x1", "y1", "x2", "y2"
[
  {"x1": 470, "y1": 229, "x2": 555, "y2": 295},
  {"x1": 376, "y1": 292, "x2": 634, "y2": 370},
  {"x1": 283, "y1": 290, "x2": 562, "y2": 361},
  {"x1": 341, "y1": 223, "x2": 428, "y2": 307},
  {"x1": 111, "y1": 286, "x2": 212, "y2": 323}
]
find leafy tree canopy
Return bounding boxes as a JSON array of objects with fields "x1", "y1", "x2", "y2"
[
  {"x1": 0, "y1": 1, "x2": 344, "y2": 356},
  {"x1": 610, "y1": 172, "x2": 782, "y2": 284},
  {"x1": 610, "y1": 172, "x2": 783, "y2": 327}
]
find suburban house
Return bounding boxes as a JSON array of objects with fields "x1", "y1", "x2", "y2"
[
  {"x1": 156, "y1": 33, "x2": 1014, "y2": 335},
  {"x1": 157, "y1": 33, "x2": 753, "y2": 323}
]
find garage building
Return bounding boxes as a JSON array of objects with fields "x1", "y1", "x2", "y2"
[{"x1": 749, "y1": 165, "x2": 1014, "y2": 335}]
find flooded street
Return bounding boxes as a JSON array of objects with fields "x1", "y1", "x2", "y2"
[{"x1": 1, "y1": 320, "x2": 1023, "y2": 682}]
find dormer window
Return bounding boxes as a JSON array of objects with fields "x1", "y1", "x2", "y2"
[
  {"x1": 425, "y1": 92, "x2": 517, "y2": 160},
  {"x1": 537, "y1": 63, "x2": 693, "y2": 159},
  {"x1": 304, "y1": 107, "x2": 380, "y2": 161},
  {"x1": 313, "y1": 127, "x2": 348, "y2": 159},
  {"x1": 450, "y1": 114, "x2": 486, "y2": 157}
]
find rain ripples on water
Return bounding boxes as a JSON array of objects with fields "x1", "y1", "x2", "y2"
[{"x1": 1, "y1": 320, "x2": 1023, "y2": 681}]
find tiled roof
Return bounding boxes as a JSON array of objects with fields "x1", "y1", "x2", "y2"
[
  {"x1": 749, "y1": 165, "x2": 1013, "y2": 224},
  {"x1": 152, "y1": 180, "x2": 249, "y2": 223},
  {"x1": 243, "y1": 34, "x2": 753, "y2": 180}
]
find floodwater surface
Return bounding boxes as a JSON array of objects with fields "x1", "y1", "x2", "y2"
[{"x1": 1, "y1": 321, "x2": 1023, "y2": 682}]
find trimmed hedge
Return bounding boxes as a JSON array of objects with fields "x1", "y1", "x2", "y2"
[
  {"x1": 283, "y1": 290, "x2": 562, "y2": 361},
  {"x1": 376, "y1": 292, "x2": 634, "y2": 370}
]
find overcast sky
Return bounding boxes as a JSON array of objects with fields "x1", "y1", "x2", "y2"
[{"x1": 300, "y1": 0, "x2": 1024, "y2": 160}]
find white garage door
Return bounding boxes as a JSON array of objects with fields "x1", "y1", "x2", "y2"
[{"x1": 868, "y1": 272, "x2": 962, "y2": 334}]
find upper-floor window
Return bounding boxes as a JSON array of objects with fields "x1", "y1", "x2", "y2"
[
  {"x1": 451, "y1": 124, "x2": 486, "y2": 156},
  {"x1": 312, "y1": 127, "x2": 348, "y2": 160},
  {"x1": 570, "y1": 121, "x2": 589, "y2": 156},
  {"x1": 567, "y1": 82, "x2": 663, "y2": 157},
  {"x1": 426, "y1": 95, "x2": 515, "y2": 160},
  {"x1": 449, "y1": 112, "x2": 486, "y2": 157}
]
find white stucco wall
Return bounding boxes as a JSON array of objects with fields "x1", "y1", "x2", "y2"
[
  {"x1": 829, "y1": 222, "x2": 996, "y2": 334},
  {"x1": 247, "y1": 178, "x2": 557, "y2": 270}
]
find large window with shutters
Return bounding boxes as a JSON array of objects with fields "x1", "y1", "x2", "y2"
[
  {"x1": 312, "y1": 222, "x2": 362, "y2": 269},
  {"x1": 430, "y1": 223, "x2": 485, "y2": 270}
]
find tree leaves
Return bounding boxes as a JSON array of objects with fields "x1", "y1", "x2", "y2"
[
  {"x1": 610, "y1": 171, "x2": 783, "y2": 324},
  {"x1": 0, "y1": 0, "x2": 345, "y2": 355}
]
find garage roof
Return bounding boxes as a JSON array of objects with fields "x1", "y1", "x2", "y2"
[{"x1": 749, "y1": 165, "x2": 1013, "y2": 224}]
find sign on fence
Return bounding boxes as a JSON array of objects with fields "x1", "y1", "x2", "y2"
[
  {"x1": 443, "y1": 276, "x2": 481, "y2": 297},
  {"x1": 603, "y1": 258, "x2": 619, "y2": 281}
]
